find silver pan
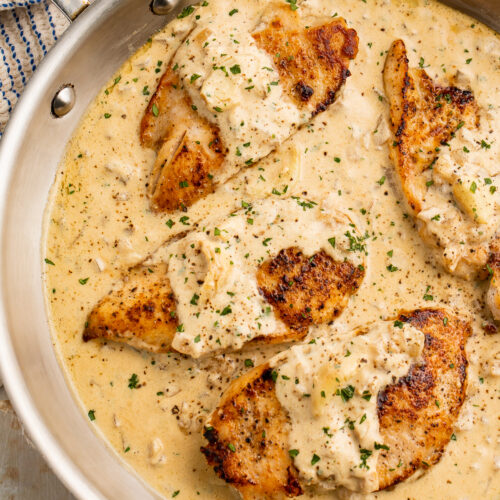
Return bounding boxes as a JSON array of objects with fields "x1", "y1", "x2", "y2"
[{"x1": 0, "y1": 0, "x2": 498, "y2": 499}]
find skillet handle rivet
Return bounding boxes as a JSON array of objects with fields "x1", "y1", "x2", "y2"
[
  {"x1": 52, "y1": 85, "x2": 75, "y2": 118},
  {"x1": 150, "y1": 0, "x2": 176, "y2": 15}
]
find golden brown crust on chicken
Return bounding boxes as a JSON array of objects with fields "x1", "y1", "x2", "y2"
[
  {"x1": 383, "y1": 39, "x2": 479, "y2": 213},
  {"x1": 140, "y1": 69, "x2": 225, "y2": 212},
  {"x1": 252, "y1": 6, "x2": 358, "y2": 115},
  {"x1": 377, "y1": 308, "x2": 470, "y2": 489},
  {"x1": 202, "y1": 308, "x2": 470, "y2": 497},
  {"x1": 202, "y1": 364, "x2": 303, "y2": 499},
  {"x1": 83, "y1": 264, "x2": 178, "y2": 352},
  {"x1": 256, "y1": 247, "x2": 364, "y2": 339}
]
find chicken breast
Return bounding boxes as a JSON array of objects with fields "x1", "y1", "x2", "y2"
[
  {"x1": 251, "y1": 4, "x2": 358, "y2": 115},
  {"x1": 255, "y1": 247, "x2": 364, "y2": 342},
  {"x1": 202, "y1": 309, "x2": 470, "y2": 498},
  {"x1": 383, "y1": 38, "x2": 479, "y2": 215},
  {"x1": 140, "y1": 2, "x2": 358, "y2": 212},
  {"x1": 383, "y1": 39, "x2": 500, "y2": 316},
  {"x1": 83, "y1": 198, "x2": 365, "y2": 355},
  {"x1": 83, "y1": 263, "x2": 178, "y2": 352},
  {"x1": 141, "y1": 70, "x2": 225, "y2": 211}
]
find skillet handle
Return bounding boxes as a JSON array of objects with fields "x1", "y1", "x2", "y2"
[{"x1": 52, "y1": 0, "x2": 90, "y2": 21}]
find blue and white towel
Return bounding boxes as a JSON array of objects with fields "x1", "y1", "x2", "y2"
[{"x1": 0, "y1": 0, "x2": 68, "y2": 134}]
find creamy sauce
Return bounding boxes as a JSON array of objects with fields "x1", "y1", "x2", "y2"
[
  {"x1": 43, "y1": 0, "x2": 500, "y2": 498},
  {"x1": 274, "y1": 322, "x2": 424, "y2": 492}
]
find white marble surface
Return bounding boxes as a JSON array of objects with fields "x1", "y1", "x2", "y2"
[{"x1": 0, "y1": 386, "x2": 75, "y2": 499}]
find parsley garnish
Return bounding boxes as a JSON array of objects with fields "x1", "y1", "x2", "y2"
[
  {"x1": 359, "y1": 448, "x2": 372, "y2": 469},
  {"x1": 337, "y1": 385, "x2": 355, "y2": 402},
  {"x1": 220, "y1": 305, "x2": 232, "y2": 316},
  {"x1": 128, "y1": 373, "x2": 139, "y2": 389},
  {"x1": 177, "y1": 5, "x2": 194, "y2": 18}
]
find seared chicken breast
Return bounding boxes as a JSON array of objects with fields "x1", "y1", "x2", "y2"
[
  {"x1": 141, "y1": 70, "x2": 225, "y2": 211},
  {"x1": 202, "y1": 309, "x2": 470, "y2": 498},
  {"x1": 84, "y1": 198, "x2": 365, "y2": 356},
  {"x1": 383, "y1": 39, "x2": 479, "y2": 215},
  {"x1": 251, "y1": 4, "x2": 358, "y2": 115},
  {"x1": 83, "y1": 263, "x2": 178, "y2": 351},
  {"x1": 383, "y1": 39, "x2": 500, "y2": 318},
  {"x1": 141, "y1": 2, "x2": 358, "y2": 212}
]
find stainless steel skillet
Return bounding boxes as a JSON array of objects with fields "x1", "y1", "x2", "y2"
[{"x1": 0, "y1": 0, "x2": 498, "y2": 499}]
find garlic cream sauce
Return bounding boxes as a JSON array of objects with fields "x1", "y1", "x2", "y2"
[{"x1": 43, "y1": 0, "x2": 500, "y2": 498}]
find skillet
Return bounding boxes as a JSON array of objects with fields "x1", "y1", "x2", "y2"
[{"x1": 0, "y1": 0, "x2": 498, "y2": 498}]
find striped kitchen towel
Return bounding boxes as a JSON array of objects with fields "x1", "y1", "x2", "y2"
[{"x1": 0, "y1": 0, "x2": 68, "y2": 134}]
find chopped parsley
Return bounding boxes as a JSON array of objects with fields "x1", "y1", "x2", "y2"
[
  {"x1": 361, "y1": 390, "x2": 372, "y2": 401},
  {"x1": 344, "y1": 231, "x2": 368, "y2": 255},
  {"x1": 88, "y1": 410, "x2": 96, "y2": 421},
  {"x1": 337, "y1": 384, "x2": 355, "y2": 402},
  {"x1": 423, "y1": 285, "x2": 434, "y2": 301},
  {"x1": 128, "y1": 373, "x2": 139, "y2": 389},
  {"x1": 359, "y1": 448, "x2": 372, "y2": 469},
  {"x1": 177, "y1": 5, "x2": 194, "y2": 18}
]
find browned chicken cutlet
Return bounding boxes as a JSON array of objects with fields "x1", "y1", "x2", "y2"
[
  {"x1": 384, "y1": 39, "x2": 500, "y2": 320},
  {"x1": 383, "y1": 39, "x2": 479, "y2": 214},
  {"x1": 140, "y1": 5, "x2": 358, "y2": 213},
  {"x1": 202, "y1": 308, "x2": 470, "y2": 498},
  {"x1": 140, "y1": 69, "x2": 225, "y2": 212},
  {"x1": 83, "y1": 263, "x2": 178, "y2": 352},
  {"x1": 252, "y1": 4, "x2": 359, "y2": 114},
  {"x1": 256, "y1": 246, "x2": 364, "y2": 343},
  {"x1": 83, "y1": 247, "x2": 364, "y2": 354}
]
